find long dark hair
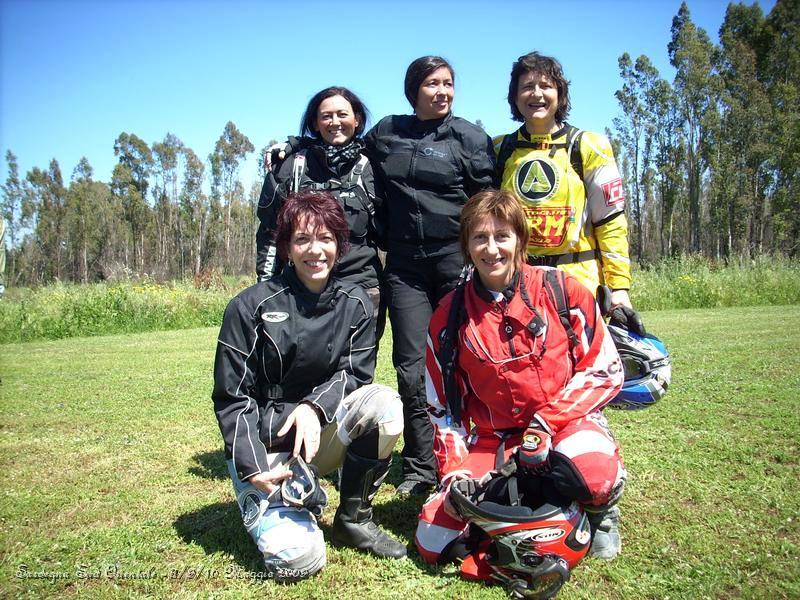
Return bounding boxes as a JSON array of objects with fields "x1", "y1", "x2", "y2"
[
  {"x1": 404, "y1": 56, "x2": 455, "y2": 109},
  {"x1": 508, "y1": 52, "x2": 571, "y2": 124},
  {"x1": 299, "y1": 86, "x2": 369, "y2": 139}
]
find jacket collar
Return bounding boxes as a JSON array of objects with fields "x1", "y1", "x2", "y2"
[
  {"x1": 410, "y1": 112, "x2": 452, "y2": 133},
  {"x1": 282, "y1": 266, "x2": 337, "y2": 306},
  {"x1": 472, "y1": 269, "x2": 521, "y2": 304}
]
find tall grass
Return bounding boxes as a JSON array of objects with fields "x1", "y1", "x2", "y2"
[
  {"x1": 1, "y1": 256, "x2": 798, "y2": 343},
  {"x1": 0, "y1": 279, "x2": 249, "y2": 343},
  {"x1": 631, "y1": 254, "x2": 800, "y2": 309}
]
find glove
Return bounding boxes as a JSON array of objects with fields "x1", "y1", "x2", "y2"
[
  {"x1": 515, "y1": 427, "x2": 552, "y2": 474},
  {"x1": 609, "y1": 304, "x2": 646, "y2": 336}
]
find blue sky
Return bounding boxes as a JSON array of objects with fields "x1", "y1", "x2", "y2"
[{"x1": 0, "y1": 0, "x2": 776, "y2": 191}]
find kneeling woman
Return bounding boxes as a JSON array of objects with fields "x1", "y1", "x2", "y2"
[
  {"x1": 416, "y1": 190, "x2": 627, "y2": 575},
  {"x1": 213, "y1": 191, "x2": 405, "y2": 581}
]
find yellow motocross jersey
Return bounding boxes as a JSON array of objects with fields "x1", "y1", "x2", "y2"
[{"x1": 494, "y1": 124, "x2": 632, "y2": 293}]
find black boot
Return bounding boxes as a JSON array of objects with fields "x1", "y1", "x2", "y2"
[{"x1": 330, "y1": 450, "x2": 407, "y2": 559}]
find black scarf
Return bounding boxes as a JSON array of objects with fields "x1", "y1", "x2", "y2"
[{"x1": 323, "y1": 139, "x2": 363, "y2": 171}]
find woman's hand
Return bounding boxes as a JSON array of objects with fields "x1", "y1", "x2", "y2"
[
  {"x1": 249, "y1": 466, "x2": 293, "y2": 494},
  {"x1": 277, "y1": 403, "x2": 322, "y2": 462},
  {"x1": 441, "y1": 471, "x2": 472, "y2": 521}
]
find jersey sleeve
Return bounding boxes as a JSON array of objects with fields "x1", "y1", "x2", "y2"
[
  {"x1": 534, "y1": 273, "x2": 624, "y2": 433},
  {"x1": 212, "y1": 296, "x2": 270, "y2": 481},
  {"x1": 425, "y1": 295, "x2": 470, "y2": 479},
  {"x1": 464, "y1": 130, "x2": 499, "y2": 194},
  {"x1": 580, "y1": 132, "x2": 632, "y2": 290}
]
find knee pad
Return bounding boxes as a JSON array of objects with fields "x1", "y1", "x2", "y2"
[
  {"x1": 260, "y1": 508, "x2": 326, "y2": 581},
  {"x1": 242, "y1": 497, "x2": 326, "y2": 581},
  {"x1": 341, "y1": 384, "x2": 403, "y2": 459}
]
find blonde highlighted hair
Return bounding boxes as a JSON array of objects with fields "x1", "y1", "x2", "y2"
[{"x1": 459, "y1": 189, "x2": 529, "y2": 272}]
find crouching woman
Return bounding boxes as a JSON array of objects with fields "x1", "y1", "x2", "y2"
[
  {"x1": 213, "y1": 191, "x2": 406, "y2": 581},
  {"x1": 415, "y1": 189, "x2": 628, "y2": 577}
]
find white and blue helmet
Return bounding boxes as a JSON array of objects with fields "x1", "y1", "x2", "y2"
[{"x1": 608, "y1": 325, "x2": 671, "y2": 409}]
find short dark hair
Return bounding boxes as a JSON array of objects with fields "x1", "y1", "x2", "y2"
[
  {"x1": 300, "y1": 86, "x2": 370, "y2": 140},
  {"x1": 508, "y1": 52, "x2": 571, "y2": 123},
  {"x1": 404, "y1": 56, "x2": 455, "y2": 109},
  {"x1": 460, "y1": 189, "x2": 529, "y2": 272},
  {"x1": 275, "y1": 191, "x2": 350, "y2": 262}
]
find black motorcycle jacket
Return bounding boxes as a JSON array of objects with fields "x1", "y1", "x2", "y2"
[
  {"x1": 212, "y1": 267, "x2": 376, "y2": 481},
  {"x1": 364, "y1": 113, "x2": 497, "y2": 259},
  {"x1": 256, "y1": 138, "x2": 383, "y2": 289}
]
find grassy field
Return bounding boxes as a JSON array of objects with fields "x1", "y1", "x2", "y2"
[
  {"x1": 2, "y1": 256, "x2": 798, "y2": 343},
  {"x1": 1, "y1": 306, "x2": 798, "y2": 599}
]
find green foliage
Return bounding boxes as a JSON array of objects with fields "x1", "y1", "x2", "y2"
[
  {"x1": 0, "y1": 306, "x2": 798, "y2": 598},
  {"x1": 0, "y1": 279, "x2": 248, "y2": 343},
  {"x1": 632, "y1": 254, "x2": 800, "y2": 310},
  {"x1": 1, "y1": 258, "x2": 798, "y2": 343}
]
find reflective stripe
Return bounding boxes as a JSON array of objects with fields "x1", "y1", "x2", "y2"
[{"x1": 553, "y1": 429, "x2": 616, "y2": 458}]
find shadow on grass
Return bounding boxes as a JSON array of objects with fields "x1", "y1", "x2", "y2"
[
  {"x1": 188, "y1": 450, "x2": 228, "y2": 480},
  {"x1": 173, "y1": 501, "x2": 263, "y2": 573},
  {"x1": 177, "y1": 451, "x2": 440, "y2": 574}
]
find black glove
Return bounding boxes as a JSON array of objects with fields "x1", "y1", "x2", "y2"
[{"x1": 609, "y1": 305, "x2": 646, "y2": 336}]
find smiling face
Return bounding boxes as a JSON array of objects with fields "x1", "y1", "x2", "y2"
[
  {"x1": 315, "y1": 95, "x2": 359, "y2": 145},
  {"x1": 468, "y1": 214, "x2": 520, "y2": 292},
  {"x1": 288, "y1": 216, "x2": 338, "y2": 293},
  {"x1": 515, "y1": 71, "x2": 560, "y2": 134},
  {"x1": 415, "y1": 66, "x2": 454, "y2": 121}
]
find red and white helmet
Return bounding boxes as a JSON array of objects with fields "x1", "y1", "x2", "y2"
[{"x1": 450, "y1": 472, "x2": 591, "y2": 599}]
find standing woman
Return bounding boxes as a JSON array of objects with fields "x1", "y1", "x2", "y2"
[
  {"x1": 496, "y1": 52, "x2": 641, "y2": 326},
  {"x1": 215, "y1": 192, "x2": 406, "y2": 580},
  {"x1": 364, "y1": 56, "x2": 497, "y2": 495},
  {"x1": 256, "y1": 87, "x2": 385, "y2": 335}
]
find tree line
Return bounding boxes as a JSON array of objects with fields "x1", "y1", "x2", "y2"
[
  {"x1": 612, "y1": 0, "x2": 798, "y2": 263},
  {"x1": 2, "y1": 1, "x2": 798, "y2": 287},
  {"x1": 2, "y1": 122, "x2": 268, "y2": 286}
]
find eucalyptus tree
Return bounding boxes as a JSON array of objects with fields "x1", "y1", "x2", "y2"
[
  {"x1": 112, "y1": 132, "x2": 154, "y2": 271},
  {"x1": 26, "y1": 159, "x2": 67, "y2": 282},
  {"x1": 668, "y1": 2, "x2": 720, "y2": 253},
  {"x1": 763, "y1": 0, "x2": 800, "y2": 255},
  {"x1": 1, "y1": 151, "x2": 25, "y2": 283},
  {"x1": 152, "y1": 133, "x2": 185, "y2": 274},
  {"x1": 179, "y1": 147, "x2": 208, "y2": 275},
  {"x1": 66, "y1": 158, "x2": 112, "y2": 282},
  {"x1": 209, "y1": 121, "x2": 254, "y2": 267},
  {"x1": 614, "y1": 53, "x2": 660, "y2": 262}
]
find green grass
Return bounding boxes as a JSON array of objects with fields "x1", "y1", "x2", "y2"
[
  {"x1": 1, "y1": 256, "x2": 799, "y2": 343},
  {"x1": 1, "y1": 307, "x2": 799, "y2": 598}
]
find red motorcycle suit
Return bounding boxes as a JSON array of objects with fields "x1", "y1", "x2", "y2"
[{"x1": 417, "y1": 265, "x2": 626, "y2": 564}]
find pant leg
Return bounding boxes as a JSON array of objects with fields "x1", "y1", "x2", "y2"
[
  {"x1": 384, "y1": 254, "x2": 438, "y2": 484},
  {"x1": 313, "y1": 383, "x2": 403, "y2": 475},
  {"x1": 226, "y1": 457, "x2": 326, "y2": 580},
  {"x1": 415, "y1": 435, "x2": 500, "y2": 564},
  {"x1": 548, "y1": 411, "x2": 627, "y2": 507}
]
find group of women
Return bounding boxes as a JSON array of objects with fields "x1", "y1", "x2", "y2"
[{"x1": 212, "y1": 51, "x2": 636, "y2": 591}]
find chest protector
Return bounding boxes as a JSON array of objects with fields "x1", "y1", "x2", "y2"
[{"x1": 287, "y1": 151, "x2": 374, "y2": 242}]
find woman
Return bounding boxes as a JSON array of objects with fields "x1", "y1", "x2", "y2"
[
  {"x1": 415, "y1": 190, "x2": 627, "y2": 581},
  {"x1": 364, "y1": 56, "x2": 497, "y2": 495},
  {"x1": 215, "y1": 191, "x2": 406, "y2": 581},
  {"x1": 256, "y1": 87, "x2": 385, "y2": 335},
  {"x1": 495, "y1": 51, "x2": 640, "y2": 326}
]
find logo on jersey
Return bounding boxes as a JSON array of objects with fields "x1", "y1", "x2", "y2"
[
  {"x1": 514, "y1": 157, "x2": 559, "y2": 203},
  {"x1": 524, "y1": 206, "x2": 574, "y2": 248},
  {"x1": 602, "y1": 178, "x2": 625, "y2": 206},
  {"x1": 262, "y1": 312, "x2": 289, "y2": 323}
]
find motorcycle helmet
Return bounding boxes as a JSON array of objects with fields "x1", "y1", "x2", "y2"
[
  {"x1": 450, "y1": 468, "x2": 591, "y2": 599},
  {"x1": 607, "y1": 324, "x2": 671, "y2": 409}
]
